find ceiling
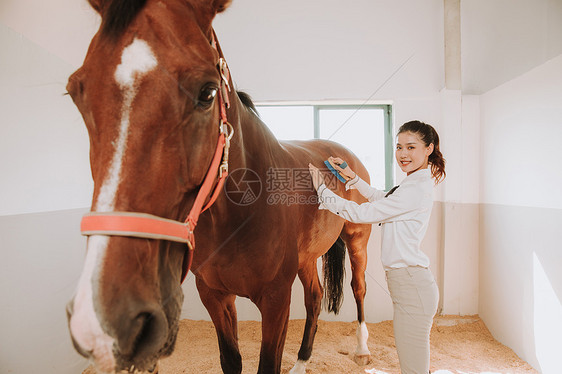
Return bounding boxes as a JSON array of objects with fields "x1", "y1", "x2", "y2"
[{"x1": 1, "y1": 0, "x2": 561, "y2": 95}]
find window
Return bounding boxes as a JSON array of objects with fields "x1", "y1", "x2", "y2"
[{"x1": 256, "y1": 104, "x2": 393, "y2": 191}]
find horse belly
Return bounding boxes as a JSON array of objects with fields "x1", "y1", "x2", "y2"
[
  {"x1": 194, "y1": 244, "x2": 298, "y2": 298},
  {"x1": 297, "y1": 210, "x2": 345, "y2": 267}
]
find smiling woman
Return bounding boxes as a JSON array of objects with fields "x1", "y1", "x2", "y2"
[
  {"x1": 396, "y1": 120, "x2": 445, "y2": 183},
  {"x1": 308, "y1": 120, "x2": 446, "y2": 373}
]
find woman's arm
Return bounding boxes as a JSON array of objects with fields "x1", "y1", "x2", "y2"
[
  {"x1": 317, "y1": 182, "x2": 422, "y2": 224},
  {"x1": 345, "y1": 174, "x2": 385, "y2": 202}
]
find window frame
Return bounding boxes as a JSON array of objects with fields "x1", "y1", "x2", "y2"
[{"x1": 256, "y1": 102, "x2": 394, "y2": 191}]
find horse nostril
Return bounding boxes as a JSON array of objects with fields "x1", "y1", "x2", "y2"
[
  {"x1": 117, "y1": 306, "x2": 169, "y2": 358},
  {"x1": 134, "y1": 312, "x2": 156, "y2": 351},
  {"x1": 70, "y1": 334, "x2": 93, "y2": 359}
]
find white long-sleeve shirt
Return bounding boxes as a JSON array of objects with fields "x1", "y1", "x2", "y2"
[{"x1": 316, "y1": 168, "x2": 433, "y2": 270}]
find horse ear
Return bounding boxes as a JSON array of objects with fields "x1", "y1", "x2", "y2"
[
  {"x1": 212, "y1": 0, "x2": 232, "y2": 13},
  {"x1": 87, "y1": 0, "x2": 105, "y2": 13}
]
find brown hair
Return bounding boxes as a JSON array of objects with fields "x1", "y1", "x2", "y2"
[{"x1": 398, "y1": 120, "x2": 446, "y2": 184}]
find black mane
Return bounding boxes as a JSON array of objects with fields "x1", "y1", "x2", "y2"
[
  {"x1": 101, "y1": 0, "x2": 149, "y2": 38},
  {"x1": 237, "y1": 91, "x2": 260, "y2": 117}
]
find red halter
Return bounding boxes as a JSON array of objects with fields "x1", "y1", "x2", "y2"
[{"x1": 80, "y1": 31, "x2": 233, "y2": 283}]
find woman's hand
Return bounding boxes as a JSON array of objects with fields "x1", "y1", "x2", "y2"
[
  {"x1": 308, "y1": 163, "x2": 325, "y2": 190},
  {"x1": 328, "y1": 156, "x2": 356, "y2": 180}
]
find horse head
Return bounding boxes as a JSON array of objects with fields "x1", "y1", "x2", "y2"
[{"x1": 66, "y1": 0, "x2": 234, "y2": 372}]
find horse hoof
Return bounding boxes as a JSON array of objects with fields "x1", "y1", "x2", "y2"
[{"x1": 353, "y1": 354, "x2": 371, "y2": 366}]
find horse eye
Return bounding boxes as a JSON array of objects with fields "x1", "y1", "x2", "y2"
[{"x1": 197, "y1": 85, "x2": 218, "y2": 107}]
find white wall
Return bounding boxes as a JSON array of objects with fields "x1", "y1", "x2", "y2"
[
  {"x1": 436, "y1": 89, "x2": 480, "y2": 315},
  {"x1": 0, "y1": 23, "x2": 93, "y2": 373},
  {"x1": 0, "y1": 209, "x2": 88, "y2": 374},
  {"x1": 460, "y1": 1, "x2": 562, "y2": 371},
  {"x1": 0, "y1": 24, "x2": 93, "y2": 216},
  {"x1": 478, "y1": 54, "x2": 562, "y2": 373},
  {"x1": 479, "y1": 55, "x2": 562, "y2": 210},
  {"x1": 0, "y1": 0, "x2": 100, "y2": 67},
  {"x1": 214, "y1": 0, "x2": 444, "y2": 102},
  {"x1": 461, "y1": 0, "x2": 562, "y2": 94},
  {"x1": 0, "y1": 0, "x2": 98, "y2": 216}
]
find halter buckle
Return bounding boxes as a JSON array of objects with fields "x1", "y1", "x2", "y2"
[
  {"x1": 218, "y1": 58, "x2": 231, "y2": 92},
  {"x1": 220, "y1": 120, "x2": 234, "y2": 140},
  {"x1": 219, "y1": 163, "x2": 228, "y2": 178}
]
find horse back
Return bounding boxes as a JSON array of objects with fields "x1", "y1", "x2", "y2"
[{"x1": 279, "y1": 138, "x2": 371, "y2": 188}]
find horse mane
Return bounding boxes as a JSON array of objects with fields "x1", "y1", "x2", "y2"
[
  {"x1": 101, "y1": 0, "x2": 149, "y2": 38},
  {"x1": 237, "y1": 91, "x2": 260, "y2": 117}
]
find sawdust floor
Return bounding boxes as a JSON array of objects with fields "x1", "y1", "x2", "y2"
[{"x1": 85, "y1": 315, "x2": 537, "y2": 373}]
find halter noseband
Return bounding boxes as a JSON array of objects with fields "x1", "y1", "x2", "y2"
[{"x1": 80, "y1": 30, "x2": 233, "y2": 282}]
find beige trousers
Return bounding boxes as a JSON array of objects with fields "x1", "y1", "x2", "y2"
[{"x1": 386, "y1": 266, "x2": 439, "y2": 374}]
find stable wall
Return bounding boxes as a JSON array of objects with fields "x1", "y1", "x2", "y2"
[
  {"x1": 460, "y1": 1, "x2": 562, "y2": 372},
  {"x1": 213, "y1": 0, "x2": 444, "y2": 102},
  {"x1": 478, "y1": 54, "x2": 562, "y2": 373},
  {"x1": 0, "y1": 24, "x2": 89, "y2": 374},
  {"x1": 461, "y1": 0, "x2": 562, "y2": 94}
]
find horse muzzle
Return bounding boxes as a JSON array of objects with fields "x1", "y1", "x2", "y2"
[{"x1": 66, "y1": 294, "x2": 168, "y2": 373}]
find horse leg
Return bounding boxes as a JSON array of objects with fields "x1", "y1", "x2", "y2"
[
  {"x1": 342, "y1": 222, "x2": 372, "y2": 365},
  {"x1": 196, "y1": 278, "x2": 242, "y2": 374},
  {"x1": 255, "y1": 283, "x2": 292, "y2": 374},
  {"x1": 289, "y1": 263, "x2": 323, "y2": 374}
]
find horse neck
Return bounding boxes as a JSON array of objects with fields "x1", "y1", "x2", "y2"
[
  {"x1": 211, "y1": 35, "x2": 284, "y2": 173},
  {"x1": 229, "y1": 98, "x2": 285, "y2": 172},
  {"x1": 196, "y1": 98, "x2": 281, "y2": 226}
]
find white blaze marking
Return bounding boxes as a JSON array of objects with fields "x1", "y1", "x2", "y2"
[
  {"x1": 70, "y1": 38, "x2": 158, "y2": 370},
  {"x1": 97, "y1": 38, "x2": 158, "y2": 211},
  {"x1": 115, "y1": 38, "x2": 158, "y2": 89},
  {"x1": 70, "y1": 236, "x2": 115, "y2": 372}
]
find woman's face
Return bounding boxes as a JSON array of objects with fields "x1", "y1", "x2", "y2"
[{"x1": 395, "y1": 131, "x2": 434, "y2": 175}]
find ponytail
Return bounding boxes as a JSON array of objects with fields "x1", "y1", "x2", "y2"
[
  {"x1": 398, "y1": 120, "x2": 446, "y2": 184},
  {"x1": 428, "y1": 127, "x2": 446, "y2": 184}
]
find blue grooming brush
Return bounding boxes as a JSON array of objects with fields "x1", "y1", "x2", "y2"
[{"x1": 324, "y1": 160, "x2": 348, "y2": 183}]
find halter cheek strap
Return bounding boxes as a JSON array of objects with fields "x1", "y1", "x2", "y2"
[
  {"x1": 80, "y1": 29, "x2": 233, "y2": 283},
  {"x1": 80, "y1": 121, "x2": 231, "y2": 249}
]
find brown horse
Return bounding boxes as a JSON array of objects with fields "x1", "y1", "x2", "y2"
[{"x1": 66, "y1": 1, "x2": 373, "y2": 373}]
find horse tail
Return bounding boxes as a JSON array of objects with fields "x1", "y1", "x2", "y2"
[{"x1": 322, "y1": 236, "x2": 346, "y2": 314}]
